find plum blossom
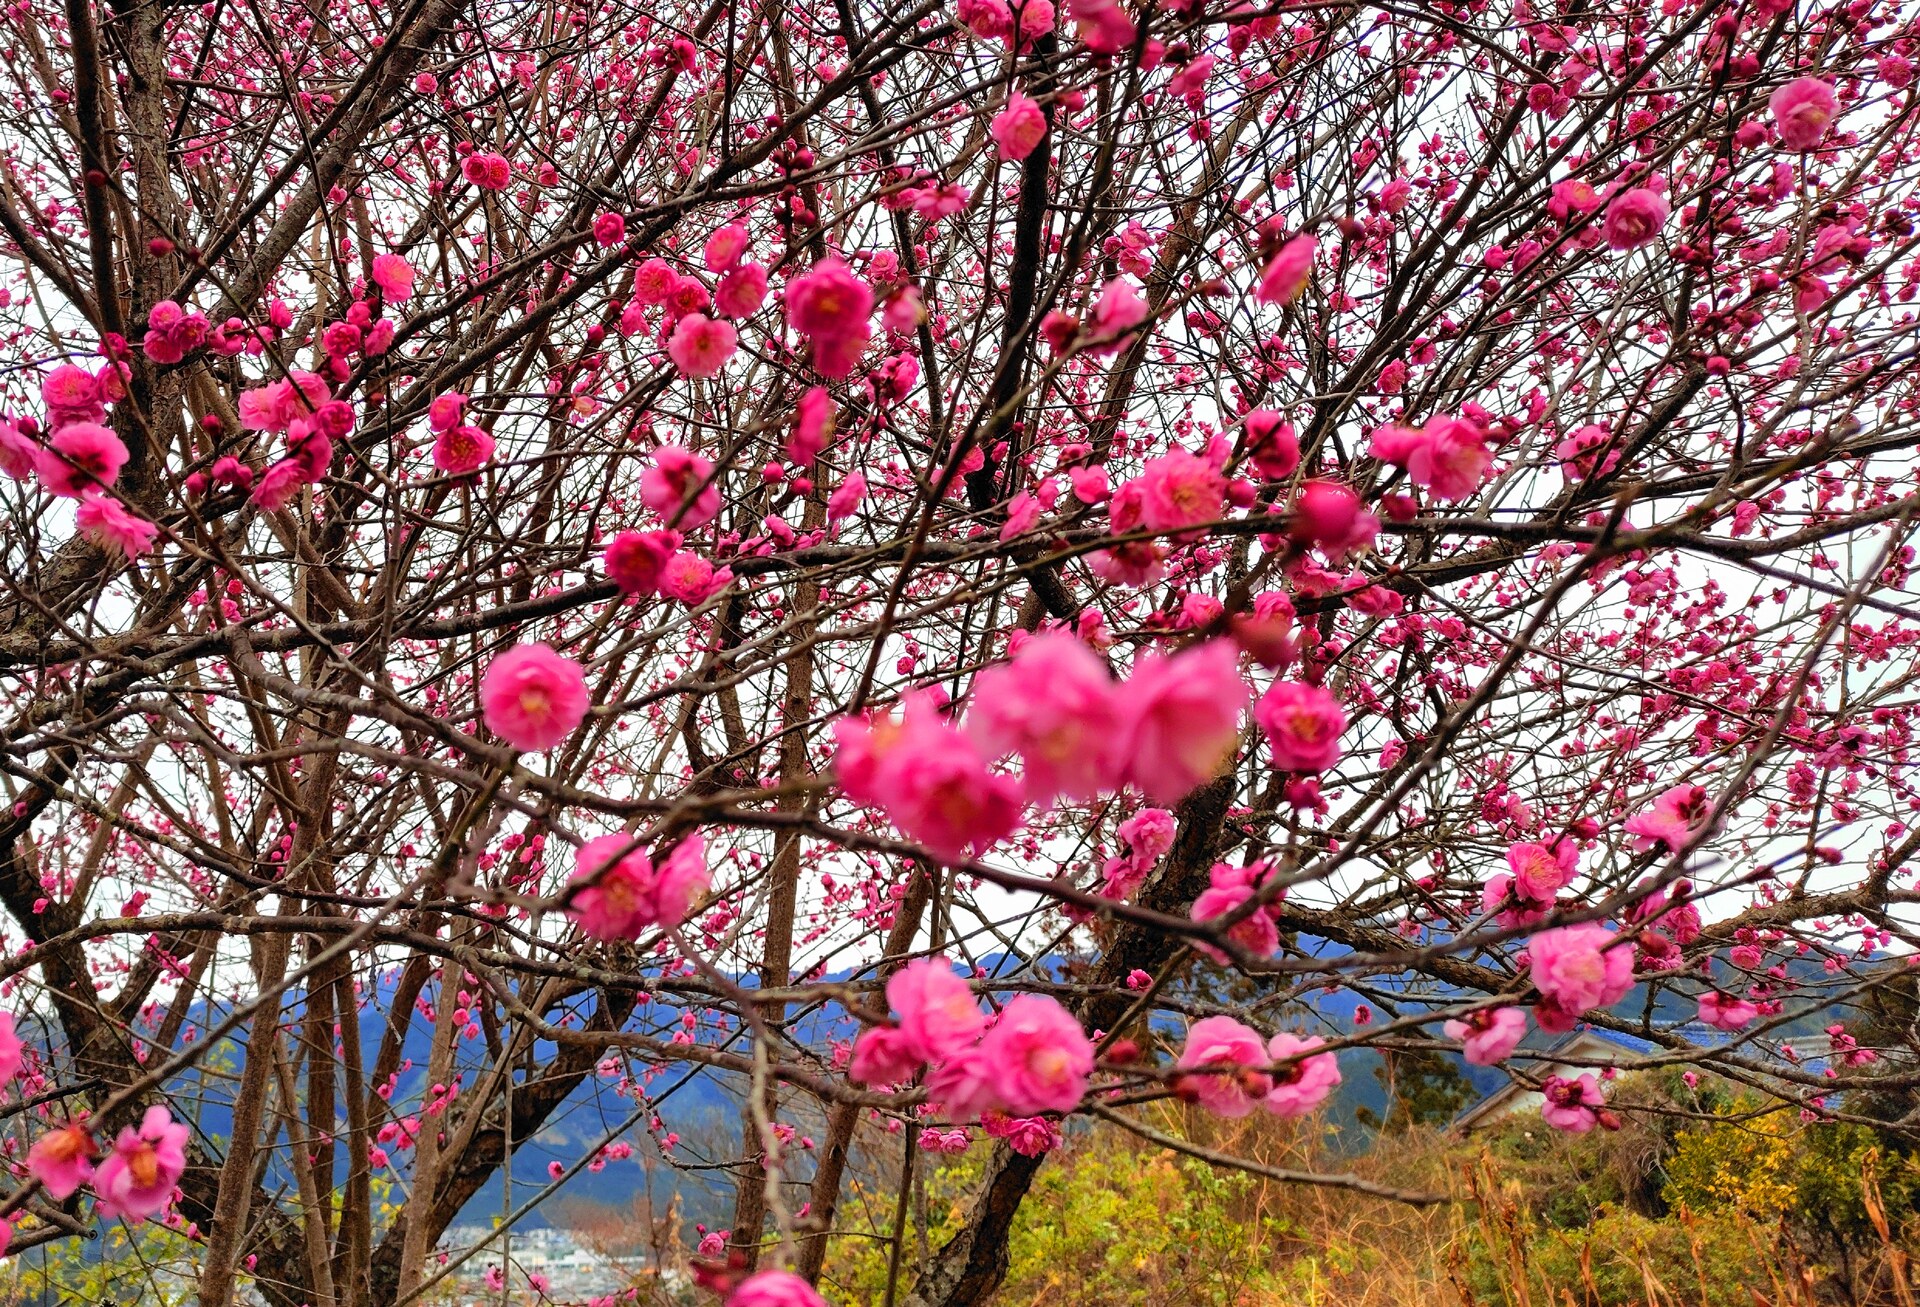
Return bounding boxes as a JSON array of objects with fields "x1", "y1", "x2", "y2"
[
  {"x1": 1176, "y1": 1017, "x2": 1272, "y2": 1117},
  {"x1": 480, "y1": 643, "x2": 591, "y2": 751},
  {"x1": 968, "y1": 633, "x2": 1124, "y2": 804},
  {"x1": 1540, "y1": 1073, "x2": 1612, "y2": 1133},
  {"x1": 1698, "y1": 991, "x2": 1758, "y2": 1031},
  {"x1": 1115, "y1": 640, "x2": 1248, "y2": 803},
  {"x1": 832, "y1": 694, "x2": 1020, "y2": 862},
  {"x1": 667, "y1": 314, "x2": 738, "y2": 377},
  {"x1": 1132, "y1": 448, "x2": 1226, "y2": 535},
  {"x1": 1528, "y1": 923, "x2": 1634, "y2": 1019},
  {"x1": 1602, "y1": 186, "x2": 1669, "y2": 250},
  {"x1": 724, "y1": 1270, "x2": 829, "y2": 1307},
  {"x1": 640, "y1": 445, "x2": 722, "y2": 530},
  {"x1": 35, "y1": 422, "x2": 127, "y2": 498},
  {"x1": 786, "y1": 258, "x2": 874, "y2": 380},
  {"x1": 1255, "y1": 234, "x2": 1316, "y2": 305},
  {"x1": 27, "y1": 1123, "x2": 96, "y2": 1199},
  {"x1": 76, "y1": 496, "x2": 159, "y2": 561},
  {"x1": 91, "y1": 1105, "x2": 188, "y2": 1223},
  {"x1": 1289, "y1": 480, "x2": 1379, "y2": 559},
  {"x1": 944, "y1": 994, "x2": 1093, "y2": 1118},
  {"x1": 432, "y1": 424, "x2": 495, "y2": 475},
  {"x1": 1254, "y1": 681, "x2": 1345, "y2": 773},
  {"x1": 1444, "y1": 1007, "x2": 1528, "y2": 1065},
  {"x1": 1263, "y1": 1033, "x2": 1341, "y2": 1117},
  {"x1": 567, "y1": 834, "x2": 708, "y2": 939},
  {"x1": 1771, "y1": 77, "x2": 1837, "y2": 151},
  {"x1": 1190, "y1": 860, "x2": 1283, "y2": 964},
  {"x1": 370, "y1": 253, "x2": 416, "y2": 301},
  {"x1": 1243, "y1": 409, "x2": 1299, "y2": 480},
  {"x1": 462, "y1": 151, "x2": 513, "y2": 190},
  {"x1": 603, "y1": 530, "x2": 680, "y2": 598},
  {"x1": 991, "y1": 93, "x2": 1048, "y2": 160},
  {"x1": 1624, "y1": 783, "x2": 1715, "y2": 853},
  {"x1": 1368, "y1": 415, "x2": 1492, "y2": 501}
]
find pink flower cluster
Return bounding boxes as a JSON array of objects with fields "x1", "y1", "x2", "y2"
[
  {"x1": 1540, "y1": 1073, "x2": 1616, "y2": 1133},
  {"x1": 28, "y1": 1106, "x2": 188, "y2": 1224},
  {"x1": 566, "y1": 833, "x2": 710, "y2": 940},
  {"x1": 1189, "y1": 860, "x2": 1286, "y2": 964},
  {"x1": 1097, "y1": 806, "x2": 1175, "y2": 902},
  {"x1": 1368, "y1": 414, "x2": 1493, "y2": 501},
  {"x1": 1175, "y1": 1019, "x2": 1341, "y2": 1118},
  {"x1": 836, "y1": 636, "x2": 1258, "y2": 862},
  {"x1": 850, "y1": 962, "x2": 1095, "y2": 1121},
  {"x1": 1481, "y1": 838, "x2": 1579, "y2": 928},
  {"x1": 1443, "y1": 1007, "x2": 1528, "y2": 1066},
  {"x1": 1528, "y1": 922, "x2": 1635, "y2": 1032},
  {"x1": 785, "y1": 257, "x2": 874, "y2": 380}
]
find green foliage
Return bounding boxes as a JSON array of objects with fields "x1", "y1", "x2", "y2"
[
  {"x1": 1356, "y1": 1048, "x2": 1475, "y2": 1134},
  {"x1": 1462, "y1": 1205, "x2": 1780, "y2": 1307}
]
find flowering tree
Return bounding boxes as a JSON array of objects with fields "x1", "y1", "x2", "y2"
[{"x1": 0, "y1": 0, "x2": 1915, "y2": 1298}]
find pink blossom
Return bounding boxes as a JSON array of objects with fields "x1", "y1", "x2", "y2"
[
  {"x1": 1116, "y1": 640, "x2": 1248, "y2": 803},
  {"x1": 36, "y1": 422, "x2": 127, "y2": 497},
  {"x1": 238, "y1": 371, "x2": 329, "y2": 432},
  {"x1": 631, "y1": 258, "x2": 678, "y2": 306},
  {"x1": 432, "y1": 424, "x2": 495, "y2": 475},
  {"x1": 715, "y1": 263, "x2": 769, "y2": 318},
  {"x1": 968, "y1": 633, "x2": 1124, "y2": 804},
  {"x1": 462, "y1": 151, "x2": 513, "y2": 190},
  {"x1": 1132, "y1": 448, "x2": 1226, "y2": 535},
  {"x1": 1624, "y1": 783, "x2": 1715, "y2": 853},
  {"x1": 1444, "y1": 1007, "x2": 1527, "y2": 1065},
  {"x1": 704, "y1": 223, "x2": 750, "y2": 270},
  {"x1": 1528, "y1": 922, "x2": 1634, "y2": 1017},
  {"x1": 659, "y1": 551, "x2": 733, "y2": 605},
  {"x1": 1191, "y1": 861, "x2": 1282, "y2": 964},
  {"x1": 1698, "y1": 991, "x2": 1758, "y2": 1031},
  {"x1": 991, "y1": 93, "x2": 1049, "y2": 160},
  {"x1": 787, "y1": 387, "x2": 834, "y2": 464},
  {"x1": 1070, "y1": 0, "x2": 1134, "y2": 51},
  {"x1": 592, "y1": 212, "x2": 627, "y2": 246},
  {"x1": 1175, "y1": 1017, "x2": 1272, "y2": 1117},
  {"x1": 850, "y1": 1025, "x2": 921, "y2": 1086},
  {"x1": 1539, "y1": 1073, "x2": 1609, "y2": 1133},
  {"x1": 826, "y1": 471, "x2": 866, "y2": 523},
  {"x1": 251, "y1": 459, "x2": 309, "y2": 511},
  {"x1": 42, "y1": 364, "x2": 104, "y2": 426},
  {"x1": 988, "y1": 1113, "x2": 1061, "y2": 1157},
  {"x1": 640, "y1": 445, "x2": 722, "y2": 530},
  {"x1": 0, "y1": 421, "x2": 37, "y2": 480},
  {"x1": 1243, "y1": 410, "x2": 1299, "y2": 480},
  {"x1": 1288, "y1": 480, "x2": 1379, "y2": 559},
  {"x1": 567, "y1": 833, "x2": 708, "y2": 939},
  {"x1": 1602, "y1": 186, "x2": 1668, "y2": 251},
  {"x1": 1368, "y1": 415, "x2": 1492, "y2": 501},
  {"x1": 888, "y1": 958, "x2": 986, "y2": 1063},
  {"x1": 667, "y1": 314, "x2": 738, "y2": 377},
  {"x1": 1506, "y1": 839, "x2": 1577, "y2": 902},
  {"x1": 1083, "y1": 279, "x2": 1149, "y2": 354},
  {"x1": 1263, "y1": 1032, "x2": 1341, "y2": 1117},
  {"x1": 846, "y1": 702, "x2": 1020, "y2": 862},
  {"x1": 480, "y1": 643, "x2": 591, "y2": 751},
  {"x1": 786, "y1": 257, "x2": 875, "y2": 380},
  {"x1": 0, "y1": 1012, "x2": 21, "y2": 1083},
  {"x1": 27, "y1": 1123, "x2": 96, "y2": 1199},
  {"x1": 370, "y1": 253, "x2": 416, "y2": 301},
  {"x1": 603, "y1": 529, "x2": 680, "y2": 597},
  {"x1": 724, "y1": 1270, "x2": 829, "y2": 1307},
  {"x1": 427, "y1": 392, "x2": 468, "y2": 432},
  {"x1": 976, "y1": 994, "x2": 1094, "y2": 1116},
  {"x1": 1254, "y1": 681, "x2": 1345, "y2": 773},
  {"x1": 76, "y1": 496, "x2": 159, "y2": 560},
  {"x1": 92, "y1": 1105, "x2": 188, "y2": 1223},
  {"x1": 1771, "y1": 77, "x2": 1837, "y2": 152},
  {"x1": 1255, "y1": 234, "x2": 1316, "y2": 305}
]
